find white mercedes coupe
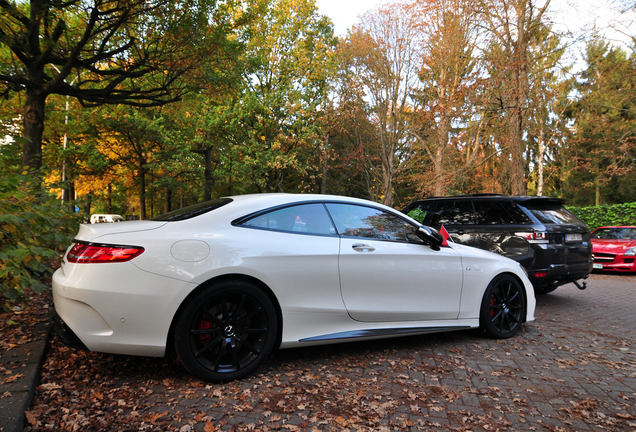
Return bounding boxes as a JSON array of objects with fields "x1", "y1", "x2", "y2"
[{"x1": 53, "y1": 194, "x2": 536, "y2": 382}]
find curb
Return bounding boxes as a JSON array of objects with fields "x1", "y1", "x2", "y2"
[{"x1": 0, "y1": 315, "x2": 52, "y2": 432}]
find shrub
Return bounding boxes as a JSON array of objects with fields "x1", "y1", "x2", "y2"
[
  {"x1": 0, "y1": 173, "x2": 80, "y2": 304},
  {"x1": 567, "y1": 202, "x2": 636, "y2": 231}
]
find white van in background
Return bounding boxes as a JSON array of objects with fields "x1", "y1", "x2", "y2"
[{"x1": 90, "y1": 214, "x2": 124, "y2": 224}]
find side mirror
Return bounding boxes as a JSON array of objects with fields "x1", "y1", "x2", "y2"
[{"x1": 416, "y1": 226, "x2": 444, "y2": 251}]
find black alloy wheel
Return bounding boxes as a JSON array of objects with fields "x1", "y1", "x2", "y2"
[
  {"x1": 480, "y1": 274, "x2": 526, "y2": 339},
  {"x1": 174, "y1": 280, "x2": 278, "y2": 382}
]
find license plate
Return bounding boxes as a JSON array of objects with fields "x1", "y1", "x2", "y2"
[
  {"x1": 593, "y1": 263, "x2": 604, "y2": 269},
  {"x1": 565, "y1": 233, "x2": 583, "y2": 242}
]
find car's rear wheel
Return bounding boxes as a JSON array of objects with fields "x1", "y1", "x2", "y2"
[
  {"x1": 480, "y1": 274, "x2": 525, "y2": 339},
  {"x1": 174, "y1": 280, "x2": 278, "y2": 382}
]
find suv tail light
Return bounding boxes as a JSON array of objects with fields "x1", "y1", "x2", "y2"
[
  {"x1": 67, "y1": 243, "x2": 145, "y2": 263},
  {"x1": 516, "y1": 232, "x2": 549, "y2": 243}
]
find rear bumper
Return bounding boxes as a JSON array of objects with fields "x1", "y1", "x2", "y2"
[
  {"x1": 528, "y1": 261, "x2": 593, "y2": 288},
  {"x1": 53, "y1": 314, "x2": 87, "y2": 349},
  {"x1": 52, "y1": 263, "x2": 192, "y2": 357}
]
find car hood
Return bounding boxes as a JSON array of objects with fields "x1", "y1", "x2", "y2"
[
  {"x1": 591, "y1": 239, "x2": 636, "y2": 253},
  {"x1": 74, "y1": 221, "x2": 168, "y2": 242}
]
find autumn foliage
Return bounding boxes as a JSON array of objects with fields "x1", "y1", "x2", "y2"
[{"x1": 1, "y1": 0, "x2": 634, "y2": 215}]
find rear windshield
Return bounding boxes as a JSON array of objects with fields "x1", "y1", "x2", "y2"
[
  {"x1": 518, "y1": 202, "x2": 581, "y2": 225},
  {"x1": 151, "y1": 198, "x2": 233, "y2": 221}
]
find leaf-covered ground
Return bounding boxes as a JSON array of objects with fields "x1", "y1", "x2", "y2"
[{"x1": 6, "y1": 277, "x2": 636, "y2": 431}]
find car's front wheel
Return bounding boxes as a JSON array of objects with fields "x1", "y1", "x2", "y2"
[
  {"x1": 479, "y1": 274, "x2": 526, "y2": 339},
  {"x1": 174, "y1": 280, "x2": 278, "y2": 382}
]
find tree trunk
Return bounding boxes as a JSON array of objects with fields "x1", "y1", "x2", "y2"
[
  {"x1": 106, "y1": 184, "x2": 113, "y2": 213},
  {"x1": 67, "y1": 181, "x2": 75, "y2": 212},
  {"x1": 509, "y1": 0, "x2": 530, "y2": 195},
  {"x1": 434, "y1": 114, "x2": 452, "y2": 196},
  {"x1": 203, "y1": 140, "x2": 213, "y2": 201},
  {"x1": 138, "y1": 154, "x2": 146, "y2": 220},
  {"x1": 509, "y1": 108, "x2": 526, "y2": 195},
  {"x1": 83, "y1": 194, "x2": 92, "y2": 220},
  {"x1": 321, "y1": 133, "x2": 329, "y2": 194},
  {"x1": 537, "y1": 127, "x2": 545, "y2": 196},
  {"x1": 22, "y1": 89, "x2": 47, "y2": 171},
  {"x1": 165, "y1": 187, "x2": 172, "y2": 214}
]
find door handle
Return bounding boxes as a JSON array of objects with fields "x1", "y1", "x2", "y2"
[{"x1": 352, "y1": 244, "x2": 375, "y2": 252}]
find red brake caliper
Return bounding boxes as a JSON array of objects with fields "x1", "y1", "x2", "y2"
[{"x1": 196, "y1": 318, "x2": 213, "y2": 343}]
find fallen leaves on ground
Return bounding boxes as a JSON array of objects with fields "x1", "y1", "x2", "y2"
[{"x1": 3, "y1": 290, "x2": 636, "y2": 431}]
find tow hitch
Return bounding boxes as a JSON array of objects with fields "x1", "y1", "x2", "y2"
[{"x1": 572, "y1": 279, "x2": 587, "y2": 290}]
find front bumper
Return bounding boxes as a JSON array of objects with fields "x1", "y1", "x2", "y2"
[{"x1": 593, "y1": 258, "x2": 636, "y2": 272}]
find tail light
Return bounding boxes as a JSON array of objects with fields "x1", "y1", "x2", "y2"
[
  {"x1": 67, "y1": 242, "x2": 144, "y2": 263},
  {"x1": 515, "y1": 232, "x2": 548, "y2": 243}
]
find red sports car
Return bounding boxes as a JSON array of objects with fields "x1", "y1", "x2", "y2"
[{"x1": 591, "y1": 226, "x2": 636, "y2": 272}]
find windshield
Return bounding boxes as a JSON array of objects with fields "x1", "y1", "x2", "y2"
[
  {"x1": 592, "y1": 228, "x2": 636, "y2": 240},
  {"x1": 151, "y1": 198, "x2": 233, "y2": 221}
]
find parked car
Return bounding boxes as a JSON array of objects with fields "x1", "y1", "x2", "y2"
[
  {"x1": 402, "y1": 194, "x2": 593, "y2": 294},
  {"x1": 90, "y1": 214, "x2": 124, "y2": 224},
  {"x1": 53, "y1": 193, "x2": 535, "y2": 382},
  {"x1": 591, "y1": 226, "x2": 636, "y2": 272}
]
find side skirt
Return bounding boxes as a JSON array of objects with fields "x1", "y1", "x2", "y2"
[{"x1": 299, "y1": 326, "x2": 473, "y2": 342}]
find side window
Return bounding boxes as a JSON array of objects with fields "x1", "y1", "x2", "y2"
[
  {"x1": 326, "y1": 203, "x2": 417, "y2": 242},
  {"x1": 474, "y1": 201, "x2": 520, "y2": 224},
  {"x1": 240, "y1": 203, "x2": 336, "y2": 235},
  {"x1": 501, "y1": 202, "x2": 532, "y2": 224},
  {"x1": 427, "y1": 201, "x2": 475, "y2": 226},
  {"x1": 406, "y1": 202, "x2": 436, "y2": 224}
]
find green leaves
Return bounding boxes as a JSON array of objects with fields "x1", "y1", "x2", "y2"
[
  {"x1": 565, "y1": 39, "x2": 636, "y2": 205},
  {"x1": 0, "y1": 172, "x2": 80, "y2": 303},
  {"x1": 568, "y1": 202, "x2": 636, "y2": 231}
]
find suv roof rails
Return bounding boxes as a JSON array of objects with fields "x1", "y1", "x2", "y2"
[{"x1": 418, "y1": 194, "x2": 565, "y2": 203}]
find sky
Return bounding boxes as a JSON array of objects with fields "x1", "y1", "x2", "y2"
[
  {"x1": 314, "y1": 0, "x2": 634, "y2": 47},
  {"x1": 314, "y1": 0, "x2": 385, "y2": 36}
]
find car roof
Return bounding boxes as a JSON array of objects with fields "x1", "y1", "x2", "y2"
[
  {"x1": 215, "y1": 193, "x2": 404, "y2": 221},
  {"x1": 226, "y1": 193, "x2": 389, "y2": 207},
  {"x1": 408, "y1": 194, "x2": 566, "y2": 205}
]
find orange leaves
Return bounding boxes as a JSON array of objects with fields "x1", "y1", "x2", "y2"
[
  {"x1": 144, "y1": 410, "x2": 169, "y2": 423},
  {"x1": 203, "y1": 420, "x2": 217, "y2": 432}
]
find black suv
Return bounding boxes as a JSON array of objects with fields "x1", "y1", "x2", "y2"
[{"x1": 402, "y1": 194, "x2": 593, "y2": 294}]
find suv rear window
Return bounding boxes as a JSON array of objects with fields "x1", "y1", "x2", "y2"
[{"x1": 519, "y1": 202, "x2": 581, "y2": 225}]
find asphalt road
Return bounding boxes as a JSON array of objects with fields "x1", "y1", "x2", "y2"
[{"x1": 21, "y1": 272, "x2": 636, "y2": 431}]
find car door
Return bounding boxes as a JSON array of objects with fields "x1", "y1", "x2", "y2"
[
  {"x1": 325, "y1": 203, "x2": 464, "y2": 322},
  {"x1": 236, "y1": 203, "x2": 342, "y2": 312}
]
